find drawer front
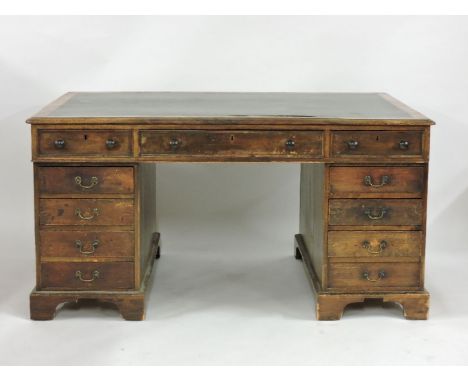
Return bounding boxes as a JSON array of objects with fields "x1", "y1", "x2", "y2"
[
  {"x1": 329, "y1": 166, "x2": 424, "y2": 197},
  {"x1": 38, "y1": 130, "x2": 132, "y2": 157},
  {"x1": 140, "y1": 130, "x2": 323, "y2": 158},
  {"x1": 331, "y1": 131, "x2": 423, "y2": 158},
  {"x1": 40, "y1": 262, "x2": 134, "y2": 290},
  {"x1": 328, "y1": 231, "x2": 422, "y2": 258},
  {"x1": 39, "y1": 199, "x2": 134, "y2": 226},
  {"x1": 328, "y1": 262, "x2": 421, "y2": 291},
  {"x1": 39, "y1": 231, "x2": 134, "y2": 259},
  {"x1": 38, "y1": 166, "x2": 134, "y2": 194},
  {"x1": 329, "y1": 199, "x2": 423, "y2": 226}
]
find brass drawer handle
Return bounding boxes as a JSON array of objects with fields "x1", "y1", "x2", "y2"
[
  {"x1": 399, "y1": 140, "x2": 409, "y2": 150},
  {"x1": 285, "y1": 139, "x2": 295, "y2": 150},
  {"x1": 75, "y1": 239, "x2": 100, "y2": 255},
  {"x1": 54, "y1": 139, "x2": 65, "y2": 149},
  {"x1": 75, "y1": 208, "x2": 100, "y2": 220},
  {"x1": 362, "y1": 240, "x2": 387, "y2": 255},
  {"x1": 169, "y1": 138, "x2": 180, "y2": 150},
  {"x1": 106, "y1": 138, "x2": 117, "y2": 149},
  {"x1": 363, "y1": 207, "x2": 388, "y2": 220},
  {"x1": 362, "y1": 270, "x2": 386, "y2": 282},
  {"x1": 74, "y1": 176, "x2": 99, "y2": 189},
  {"x1": 347, "y1": 140, "x2": 359, "y2": 150},
  {"x1": 75, "y1": 270, "x2": 100, "y2": 282},
  {"x1": 364, "y1": 175, "x2": 390, "y2": 188}
]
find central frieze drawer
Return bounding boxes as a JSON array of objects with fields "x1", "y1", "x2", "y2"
[
  {"x1": 139, "y1": 130, "x2": 323, "y2": 158},
  {"x1": 329, "y1": 199, "x2": 423, "y2": 227}
]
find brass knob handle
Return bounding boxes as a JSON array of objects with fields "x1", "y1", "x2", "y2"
[
  {"x1": 75, "y1": 208, "x2": 100, "y2": 220},
  {"x1": 75, "y1": 270, "x2": 100, "y2": 282},
  {"x1": 363, "y1": 207, "x2": 388, "y2": 220},
  {"x1": 362, "y1": 240, "x2": 387, "y2": 255},
  {"x1": 362, "y1": 270, "x2": 386, "y2": 282},
  {"x1": 75, "y1": 239, "x2": 100, "y2": 255},
  {"x1": 364, "y1": 175, "x2": 390, "y2": 188},
  {"x1": 106, "y1": 138, "x2": 117, "y2": 149},
  {"x1": 285, "y1": 139, "x2": 295, "y2": 150},
  {"x1": 169, "y1": 138, "x2": 180, "y2": 150},
  {"x1": 399, "y1": 140, "x2": 409, "y2": 150},
  {"x1": 74, "y1": 176, "x2": 99, "y2": 189},
  {"x1": 347, "y1": 140, "x2": 359, "y2": 150},
  {"x1": 54, "y1": 139, "x2": 65, "y2": 149}
]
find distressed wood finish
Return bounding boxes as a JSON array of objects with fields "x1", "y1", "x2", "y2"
[
  {"x1": 38, "y1": 129, "x2": 133, "y2": 157},
  {"x1": 38, "y1": 166, "x2": 134, "y2": 195},
  {"x1": 328, "y1": 262, "x2": 421, "y2": 291},
  {"x1": 140, "y1": 130, "x2": 323, "y2": 159},
  {"x1": 41, "y1": 261, "x2": 135, "y2": 290},
  {"x1": 329, "y1": 166, "x2": 424, "y2": 198},
  {"x1": 331, "y1": 131, "x2": 423, "y2": 158},
  {"x1": 39, "y1": 198, "x2": 134, "y2": 226},
  {"x1": 328, "y1": 231, "x2": 422, "y2": 258},
  {"x1": 39, "y1": 230, "x2": 134, "y2": 259},
  {"x1": 329, "y1": 199, "x2": 423, "y2": 227},
  {"x1": 28, "y1": 92, "x2": 434, "y2": 321}
]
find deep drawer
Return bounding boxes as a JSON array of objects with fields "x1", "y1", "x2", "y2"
[
  {"x1": 38, "y1": 166, "x2": 134, "y2": 195},
  {"x1": 329, "y1": 199, "x2": 423, "y2": 227},
  {"x1": 328, "y1": 262, "x2": 421, "y2": 291},
  {"x1": 139, "y1": 130, "x2": 323, "y2": 159},
  {"x1": 40, "y1": 262, "x2": 135, "y2": 290},
  {"x1": 329, "y1": 166, "x2": 424, "y2": 197},
  {"x1": 39, "y1": 230, "x2": 134, "y2": 259},
  {"x1": 328, "y1": 231, "x2": 422, "y2": 258},
  {"x1": 39, "y1": 199, "x2": 134, "y2": 226},
  {"x1": 37, "y1": 129, "x2": 132, "y2": 157},
  {"x1": 331, "y1": 131, "x2": 423, "y2": 158}
]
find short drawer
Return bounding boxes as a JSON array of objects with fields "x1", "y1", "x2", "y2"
[
  {"x1": 40, "y1": 262, "x2": 134, "y2": 290},
  {"x1": 331, "y1": 131, "x2": 423, "y2": 158},
  {"x1": 329, "y1": 199, "x2": 423, "y2": 227},
  {"x1": 38, "y1": 166, "x2": 134, "y2": 195},
  {"x1": 39, "y1": 199, "x2": 134, "y2": 226},
  {"x1": 38, "y1": 129, "x2": 132, "y2": 157},
  {"x1": 329, "y1": 166, "x2": 424, "y2": 197},
  {"x1": 328, "y1": 231, "x2": 422, "y2": 258},
  {"x1": 140, "y1": 130, "x2": 323, "y2": 159},
  {"x1": 39, "y1": 230, "x2": 134, "y2": 259},
  {"x1": 328, "y1": 262, "x2": 421, "y2": 291}
]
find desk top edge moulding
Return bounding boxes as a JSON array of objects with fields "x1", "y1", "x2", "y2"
[{"x1": 28, "y1": 92, "x2": 434, "y2": 320}]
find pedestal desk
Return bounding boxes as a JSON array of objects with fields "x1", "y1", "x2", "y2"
[{"x1": 27, "y1": 92, "x2": 434, "y2": 320}]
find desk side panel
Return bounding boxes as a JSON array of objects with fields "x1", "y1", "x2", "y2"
[
  {"x1": 138, "y1": 163, "x2": 158, "y2": 286},
  {"x1": 299, "y1": 164, "x2": 326, "y2": 284}
]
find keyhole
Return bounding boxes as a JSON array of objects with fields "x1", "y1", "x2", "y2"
[
  {"x1": 83, "y1": 134, "x2": 88, "y2": 140},
  {"x1": 376, "y1": 136, "x2": 379, "y2": 141},
  {"x1": 230, "y1": 135, "x2": 234, "y2": 141}
]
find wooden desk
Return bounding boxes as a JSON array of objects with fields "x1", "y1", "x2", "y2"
[{"x1": 27, "y1": 92, "x2": 434, "y2": 320}]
